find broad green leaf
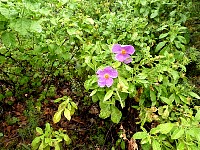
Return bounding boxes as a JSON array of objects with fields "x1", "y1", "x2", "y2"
[
  {"x1": 171, "y1": 128, "x2": 184, "y2": 139},
  {"x1": 1, "y1": 31, "x2": 16, "y2": 47},
  {"x1": 177, "y1": 36, "x2": 187, "y2": 44},
  {"x1": 55, "y1": 144, "x2": 60, "y2": 150},
  {"x1": 112, "y1": 61, "x2": 121, "y2": 68},
  {"x1": 151, "y1": 123, "x2": 174, "y2": 134},
  {"x1": 111, "y1": 105, "x2": 122, "y2": 123},
  {"x1": 103, "y1": 90, "x2": 113, "y2": 101},
  {"x1": 150, "y1": 10, "x2": 158, "y2": 18},
  {"x1": 179, "y1": 95, "x2": 189, "y2": 104},
  {"x1": 31, "y1": 137, "x2": 41, "y2": 150},
  {"x1": 177, "y1": 141, "x2": 185, "y2": 150},
  {"x1": 63, "y1": 134, "x2": 71, "y2": 145},
  {"x1": 30, "y1": 21, "x2": 42, "y2": 33},
  {"x1": 99, "y1": 101, "x2": 111, "y2": 119},
  {"x1": 64, "y1": 108, "x2": 71, "y2": 121},
  {"x1": 133, "y1": 132, "x2": 148, "y2": 139},
  {"x1": 152, "y1": 139, "x2": 161, "y2": 150},
  {"x1": 45, "y1": 123, "x2": 51, "y2": 132},
  {"x1": 155, "y1": 41, "x2": 167, "y2": 52},
  {"x1": 9, "y1": 18, "x2": 31, "y2": 35},
  {"x1": 188, "y1": 92, "x2": 200, "y2": 99},
  {"x1": 36, "y1": 127, "x2": 43, "y2": 135},
  {"x1": 53, "y1": 111, "x2": 62, "y2": 124},
  {"x1": 160, "y1": 96, "x2": 172, "y2": 105}
]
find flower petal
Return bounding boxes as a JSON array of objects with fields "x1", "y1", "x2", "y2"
[
  {"x1": 115, "y1": 53, "x2": 130, "y2": 62},
  {"x1": 112, "y1": 44, "x2": 122, "y2": 54},
  {"x1": 105, "y1": 78, "x2": 113, "y2": 87},
  {"x1": 122, "y1": 45, "x2": 135, "y2": 55},
  {"x1": 110, "y1": 69, "x2": 118, "y2": 78},
  {"x1": 123, "y1": 56, "x2": 132, "y2": 64},
  {"x1": 98, "y1": 77, "x2": 106, "y2": 87}
]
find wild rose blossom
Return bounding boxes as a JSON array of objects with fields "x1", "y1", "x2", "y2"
[
  {"x1": 112, "y1": 44, "x2": 135, "y2": 64},
  {"x1": 96, "y1": 66, "x2": 118, "y2": 87}
]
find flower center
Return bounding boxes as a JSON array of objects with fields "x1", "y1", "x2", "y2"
[
  {"x1": 121, "y1": 49, "x2": 126, "y2": 55},
  {"x1": 104, "y1": 74, "x2": 110, "y2": 79}
]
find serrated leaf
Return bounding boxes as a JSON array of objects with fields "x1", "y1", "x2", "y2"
[
  {"x1": 152, "y1": 139, "x2": 161, "y2": 150},
  {"x1": 36, "y1": 127, "x2": 43, "y2": 135},
  {"x1": 188, "y1": 92, "x2": 200, "y2": 99},
  {"x1": 1, "y1": 32, "x2": 16, "y2": 47},
  {"x1": 133, "y1": 132, "x2": 148, "y2": 139},
  {"x1": 111, "y1": 105, "x2": 122, "y2": 123},
  {"x1": 64, "y1": 108, "x2": 71, "y2": 121},
  {"x1": 103, "y1": 90, "x2": 113, "y2": 101},
  {"x1": 53, "y1": 111, "x2": 62, "y2": 124},
  {"x1": 155, "y1": 41, "x2": 167, "y2": 52},
  {"x1": 171, "y1": 128, "x2": 184, "y2": 139}
]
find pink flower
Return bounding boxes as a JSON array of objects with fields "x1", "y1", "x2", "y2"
[
  {"x1": 112, "y1": 44, "x2": 135, "y2": 64},
  {"x1": 96, "y1": 66, "x2": 118, "y2": 87}
]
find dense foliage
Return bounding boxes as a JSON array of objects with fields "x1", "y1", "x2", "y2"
[{"x1": 0, "y1": 0, "x2": 199, "y2": 149}]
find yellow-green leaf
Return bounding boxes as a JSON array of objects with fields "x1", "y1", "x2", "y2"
[{"x1": 64, "y1": 108, "x2": 71, "y2": 121}]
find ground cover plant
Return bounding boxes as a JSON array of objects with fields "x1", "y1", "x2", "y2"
[{"x1": 0, "y1": 0, "x2": 200, "y2": 149}]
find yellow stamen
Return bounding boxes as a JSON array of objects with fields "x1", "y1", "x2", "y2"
[
  {"x1": 121, "y1": 49, "x2": 126, "y2": 55},
  {"x1": 104, "y1": 74, "x2": 110, "y2": 79}
]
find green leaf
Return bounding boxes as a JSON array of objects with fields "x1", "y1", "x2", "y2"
[
  {"x1": 155, "y1": 41, "x2": 167, "y2": 52},
  {"x1": 177, "y1": 141, "x2": 185, "y2": 150},
  {"x1": 103, "y1": 90, "x2": 113, "y2": 101},
  {"x1": 90, "y1": 89, "x2": 97, "y2": 97},
  {"x1": 1, "y1": 31, "x2": 16, "y2": 47},
  {"x1": 151, "y1": 123, "x2": 174, "y2": 134},
  {"x1": 36, "y1": 127, "x2": 43, "y2": 135},
  {"x1": 31, "y1": 137, "x2": 41, "y2": 150},
  {"x1": 188, "y1": 92, "x2": 200, "y2": 99},
  {"x1": 111, "y1": 105, "x2": 122, "y2": 123},
  {"x1": 150, "y1": 10, "x2": 159, "y2": 18},
  {"x1": 133, "y1": 132, "x2": 148, "y2": 139},
  {"x1": 30, "y1": 21, "x2": 42, "y2": 33},
  {"x1": 160, "y1": 96, "x2": 172, "y2": 105},
  {"x1": 53, "y1": 111, "x2": 62, "y2": 124},
  {"x1": 194, "y1": 109, "x2": 200, "y2": 121},
  {"x1": 150, "y1": 90, "x2": 156, "y2": 102},
  {"x1": 64, "y1": 108, "x2": 71, "y2": 121},
  {"x1": 118, "y1": 76, "x2": 129, "y2": 91},
  {"x1": 70, "y1": 102, "x2": 78, "y2": 109},
  {"x1": 9, "y1": 18, "x2": 31, "y2": 35},
  {"x1": 177, "y1": 36, "x2": 186, "y2": 44},
  {"x1": 63, "y1": 134, "x2": 71, "y2": 145},
  {"x1": 159, "y1": 33, "x2": 169, "y2": 39},
  {"x1": 179, "y1": 95, "x2": 189, "y2": 104},
  {"x1": 152, "y1": 139, "x2": 161, "y2": 150},
  {"x1": 99, "y1": 101, "x2": 111, "y2": 119},
  {"x1": 171, "y1": 128, "x2": 184, "y2": 139}
]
